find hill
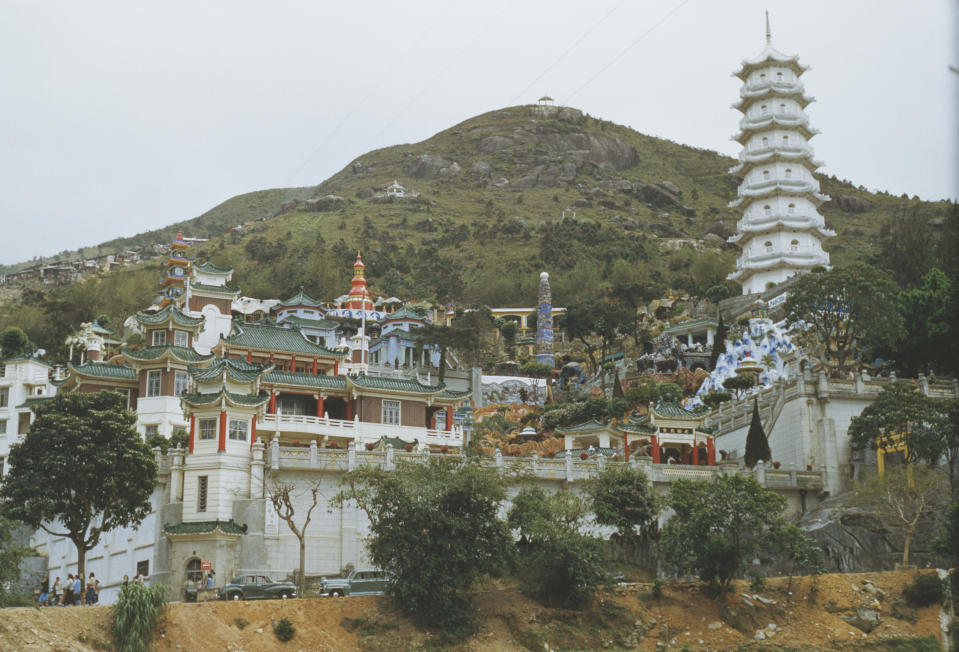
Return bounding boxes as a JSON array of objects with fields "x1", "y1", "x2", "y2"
[
  {"x1": 0, "y1": 105, "x2": 954, "y2": 357},
  {"x1": 0, "y1": 571, "x2": 944, "y2": 650}
]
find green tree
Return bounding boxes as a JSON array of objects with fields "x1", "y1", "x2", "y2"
[
  {"x1": 661, "y1": 475, "x2": 806, "y2": 597},
  {"x1": 849, "y1": 465, "x2": 948, "y2": 567},
  {"x1": 784, "y1": 264, "x2": 904, "y2": 372},
  {"x1": 625, "y1": 380, "x2": 660, "y2": 410},
  {"x1": 657, "y1": 382, "x2": 683, "y2": 403},
  {"x1": 893, "y1": 267, "x2": 958, "y2": 376},
  {"x1": 0, "y1": 515, "x2": 28, "y2": 606},
  {"x1": 0, "y1": 392, "x2": 157, "y2": 597},
  {"x1": 744, "y1": 399, "x2": 771, "y2": 468},
  {"x1": 585, "y1": 465, "x2": 657, "y2": 552},
  {"x1": 850, "y1": 383, "x2": 959, "y2": 494},
  {"x1": 722, "y1": 374, "x2": 754, "y2": 398},
  {"x1": 708, "y1": 313, "x2": 728, "y2": 370},
  {"x1": 266, "y1": 477, "x2": 324, "y2": 599},
  {"x1": 705, "y1": 284, "x2": 731, "y2": 306},
  {"x1": 335, "y1": 457, "x2": 513, "y2": 638},
  {"x1": 507, "y1": 486, "x2": 605, "y2": 607},
  {"x1": 0, "y1": 326, "x2": 32, "y2": 358}
]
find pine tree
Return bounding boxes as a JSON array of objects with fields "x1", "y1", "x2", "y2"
[
  {"x1": 744, "y1": 398, "x2": 771, "y2": 468},
  {"x1": 708, "y1": 313, "x2": 727, "y2": 371}
]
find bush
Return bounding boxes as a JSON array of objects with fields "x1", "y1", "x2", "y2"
[
  {"x1": 112, "y1": 583, "x2": 168, "y2": 652},
  {"x1": 903, "y1": 574, "x2": 942, "y2": 608},
  {"x1": 274, "y1": 617, "x2": 295, "y2": 642},
  {"x1": 748, "y1": 572, "x2": 767, "y2": 593},
  {"x1": 652, "y1": 579, "x2": 664, "y2": 599}
]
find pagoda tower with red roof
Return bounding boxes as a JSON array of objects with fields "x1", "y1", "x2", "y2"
[
  {"x1": 160, "y1": 231, "x2": 193, "y2": 306},
  {"x1": 344, "y1": 253, "x2": 374, "y2": 311}
]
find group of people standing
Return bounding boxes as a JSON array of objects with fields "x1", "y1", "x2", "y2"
[{"x1": 37, "y1": 571, "x2": 145, "y2": 606}]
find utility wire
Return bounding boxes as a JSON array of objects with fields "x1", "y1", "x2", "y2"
[
  {"x1": 285, "y1": 3, "x2": 456, "y2": 187},
  {"x1": 508, "y1": 0, "x2": 626, "y2": 107},
  {"x1": 562, "y1": 0, "x2": 689, "y2": 106}
]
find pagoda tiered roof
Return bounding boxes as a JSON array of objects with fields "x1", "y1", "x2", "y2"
[
  {"x1": 180, "y1": 388, "x2": 270, "y2": 408},
  {"x1": 219, "y1": 322, "x2": 345, "y2": 357},
  {"x1": 278, "y1": 288, "x2": 323, "y2": 308},
  {"x1": 262, "y1": 370, "x2": 346, "y2": 390},
  {"x1": 345, "y1": 374, "x2": 452, "y2": 398},
  {"x1": 381, "y1": 306, "x2": 428, "y2": 323},
  {"x1": 194, "y1": 261, "x2": 233, "y2": 275},
  {"x1": 733, "y1": 44, "x2": 809, "y2": 80},
  {"x1": 188, "y1": 358, "x2": 272, "y2": 383},
  {"x1": 66, "y1": 361, "x2": 137, "y2": 380},
  {"x1": 283, "y1": 315, "x2": 340, "y2": 330},
  {"x1": 124, "y1": 345, "x2": 214, "y2": 363},
  {"x1": 189, "y1": 280, "x2": 240, "y2": 295},
  {"x1": 136, "y1": 304, "x2": 205, "y2": 329}
]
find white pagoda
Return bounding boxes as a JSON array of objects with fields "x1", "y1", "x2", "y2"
[{"x1": 727, "y1": 14, "x2": 834, "y2": 295}]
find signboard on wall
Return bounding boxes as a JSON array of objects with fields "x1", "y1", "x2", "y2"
[{"x1": 201, "y1": 559, "x2": 212, "y2": 571}]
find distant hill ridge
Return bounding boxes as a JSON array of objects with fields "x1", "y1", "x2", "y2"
[{"x1": 2, "y1": 105, "x2": 952, "y2": 298}]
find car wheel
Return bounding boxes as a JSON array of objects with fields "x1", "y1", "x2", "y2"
[
  {"x1": 230, "y1": 592, "x2": 242, "y2": 601},
  {"x1": 331, "y1": 589, "x2": 343, "y2": 597},
  {"x1": 279, "y1": 591, "x2": 291, "y2": 599}
]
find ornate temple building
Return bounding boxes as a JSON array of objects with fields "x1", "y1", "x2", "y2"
[{"x1": 727, "y1": 15, "x2": 834, "y2": 295}]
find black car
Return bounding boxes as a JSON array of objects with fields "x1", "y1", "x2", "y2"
[{"x1": 217, "y1": 574, "x2": 296, "y2": 601}]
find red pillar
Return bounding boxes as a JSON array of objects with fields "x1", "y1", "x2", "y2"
[
  {"x1": 707, "y1": 438, "x2": 716, "y2": 466},
  {"x1": 651, "y1": 436, "x2": 660, "y2": 464},
  {"x1": 692, "y1": 441, "x2": 699, "y2": 466},
  {"x1": 334, "y1": 362, "x2": 339, "y2": 376},
  {"x1": 246, "y1": 350, "x2": 252, "y2": 363},
  {"x1": 346, "y1": 400, "x2": 353, "y2": 421},
  {"x1": 445, "y1": 407, "x2": 453, "y2": 431},
  {"x1": 316, "y1": 395, "x2": 324, "y2": 418},
  {"x1": 290, "y1": 355, "x2": 296, "y2": 372},
  {"x1": 312, "y1": 358, "x2": 318, "y2": 375},
  {"x1": 430, "y1": 412, "x2": 436, "y2": 429},
  {"x1": 269, "y1": 391, "x2": 276, "y2": 414},
  {"x1": 269, "y1": 352, "x2": 275, "y2": 363},
  {"x1": 189, "y1": 414, "x2": 195, "y2": 453},
  {"x1": 624, "y1": 432, "x2": 630, "y2": 462},
  {"x1": 250, "y1": 414, "x2": 257, "y2": 449},
  {"x1": 218, "y1": 410, "x2": 227, "y2": 452},
  {"x1": 681, "y1": 446, "x2": 690, "y2": 465}
]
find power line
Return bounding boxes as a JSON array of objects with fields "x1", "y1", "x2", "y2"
[
  {"x1": 563, "y1": 0, "x2": 689, "y2": 106},
  {"x1": 508, "y1": 0, "x2": 627, "y2": 107},
  {"x1": 285, "y1": 3, "x2": 457, "y2": 187}
]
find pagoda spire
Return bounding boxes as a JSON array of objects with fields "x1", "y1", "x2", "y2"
[{"x1": 765, "y1": 10, "x2": 771, "y2": 44}]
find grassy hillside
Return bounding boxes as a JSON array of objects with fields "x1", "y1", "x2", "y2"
[{"x1": 1, "y1": 105, "x2": 954, "y2": 359}]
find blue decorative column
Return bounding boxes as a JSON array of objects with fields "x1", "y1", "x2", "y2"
[{"x1": 535, "y1": 272, "x2": 554, "y2": 367}]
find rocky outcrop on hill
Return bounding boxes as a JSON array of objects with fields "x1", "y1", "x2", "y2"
[
  {"x1": 826, "y1": 194, "x2": 872, "y2": 213},
  {"x1": 406, "y1": 154, "x2": 462, "y2": 179},
  {"x1": 305, "y1": 195, "x2": 348, "y2": 211}
]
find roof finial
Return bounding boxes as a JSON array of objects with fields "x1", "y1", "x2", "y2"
[{"x1": 765, "y1": 10, "x2": 771, "y2": 45}]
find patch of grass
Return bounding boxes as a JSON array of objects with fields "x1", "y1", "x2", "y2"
[
  {"x1": 871, "y1": 636, "x2": 940, "y2": 651},
  {"x1": 889, "y1": 597, "x2": 918, "y2": 623},
  {"x1": 233, "y1": 617, "x2": 249, "y2": 629},
  {"x1": 340, "y1": 617, "x2": 399, "y2": 637}
]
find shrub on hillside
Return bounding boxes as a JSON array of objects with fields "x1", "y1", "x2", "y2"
[
  {"x1": 903, "y1": 574, "x2": 942, "y2": 608},
  {"x1": 112, "y1": 583, "x2": 168, "y2": 652}
]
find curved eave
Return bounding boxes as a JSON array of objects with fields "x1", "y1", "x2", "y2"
[
  {"x1": 728, "y1": 223, "x2": 835, "y2": 242},
  {"x1": 261, "y1": 370, "x2": 347, "y2": 391},
  {"x1": 729, "y1": 186, "x2": 829, "y2": 209},
  {"x1": 180, "y1": 389, "x2": 269, "y2": 410},
  {"x1": 730, "y1": 256, "x2": 831, "y2": 277},
  {"x1": 345, "y1": 375, "x2": 447, "y2": 398},
  {"x1": 124, "y1": 346, "x2": 215, "y2": 365},
  {"x1": 730, "y1": 151, "x2": 822, "y2": 176},
  {"x1": 65, "y1": 362, "x2": 138, "y2": 384},
  {"x1": 733, "y1": 89, "x2": 814, "y2": 111},
  {"x1": 733, "y1": 120, "x2": 818, "y2": 145},
  {"x1": 733, "y1": 47, "x2": 809, "y2": 80}
]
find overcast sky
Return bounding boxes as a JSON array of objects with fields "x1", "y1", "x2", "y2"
[{"x1": 1, "y1": 0, "x2": 956, "y2": 266}]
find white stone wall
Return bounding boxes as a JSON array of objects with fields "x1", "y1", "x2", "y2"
[{"x1": 136, "y1": 396, "x2": 187, "y2": 439}]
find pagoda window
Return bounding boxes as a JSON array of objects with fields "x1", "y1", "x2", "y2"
[
  {"x1": 779, "y1": 103, "x2": 786, "y2": 113},
  {"x1": 762, "y1": 170, "x2": 770, "y2": 181},
  {"x1": 788, "y1": 203, "x2": 796, "y2": 214},
  {"x1": 776, "y1": 71, "x2": 783, "y2": 81},
  {"x1": 790, "y1": 239, "x2": 800, "y2": 251},
  {"x1": 229, "y1": 418, "x2": 248, "y2": 441},
  {"x1": 382, "y1": 399, "x2": 401, "y2": 426},
  {"x1": 763, "y1": 204, "x2": 772, "y2": 216},
  {"x1": 0, "y1": 419, "x2": 6, "y2": 434},
  {"x1": 152, "y1": 331, "x2": 167, "y2": 346},
  {"x1": 782, "y1": 135, "x2": 789, "y2": 145},
  {"x1": 173, "y1": 331, "x2": 188, "y2": 347},
  {"x1": 764, "y1": 241, "x2": 773, "y2": 253},
  {"x1": 761, "y1": 136, "x2": 768, "y2": 148},
  {"x1": 199, "y1": 418, "x2": 217, "y2": 440},
  {"x1": 785, "y1": 168, "x2": 793, "y2": 179},
  {"x1": 174, "y1": 371, "x2": 189, "y2": 396},
  {"x1": 0, "y1": 388, "x2": 7, "y2": 408},
  {"x1": 760, "y1": 104, "x2": 768, "y2": 115},
  {"x1": 146, "y1": 370, "x2": 162, "y2": 397},
  {"x1": 759, "y1": 73, "x2": 766, "y2": 80}
]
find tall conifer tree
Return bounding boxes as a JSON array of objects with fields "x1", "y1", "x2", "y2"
[{"x1": 744, "y1": 398, "x2": 771, "y2": 468}]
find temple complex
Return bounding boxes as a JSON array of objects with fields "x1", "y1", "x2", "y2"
[{"x1": 727, "y1": 14, "x2": 834, "y2": 295}]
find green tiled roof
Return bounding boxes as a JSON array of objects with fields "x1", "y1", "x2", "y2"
[
  {"x1": 437, "y1": 389, "x2": 471, "y2": 400},
  {"x1": 381, "y1": 306, "x2": 427, "y2": 322},
  {"x1": 554, "y1": 419, "x2": 611, "y2": 434},
  {"x1": 663, "y1": 317, "x2": 719, "y2": 335},
  {"x1": 348, "y1": 374, "x2": 445, "y2": 395},
  {"x1": 262, "y1": 370, "x2": 346, "y2": 390},
  {"x1": 136, "y1": 305, "x2": 205, "y2": 328},
  {"x1": 189, "y1": 358, "x2": 269, "y2": 383},
  {"x1": 164, "y1": 519, "x2": 247, "y2": 536},
  {"x1": 190, "y1": 281, "x2": 240, "y2": 295},
  {"x1": 284, "y1": 315, "x2": 340, "y2": 330},
  {"x1": 0, "y1": 355, "x2": 51, "y2": 367},
  {"x1": 194, "y1": 261, "x2": 233, "y2": 274},
  {"x1": 124, "y1": 346, "x2": 213, "y2": 363},
  {"x1": 180, "y1": 388, "x2": 269, "y2": 407},
  {"x1": 222, "y1": 322, "x2": 343, "y2": 357},
  {"x1": 651, "y1": 401, "x2": 700, "y2": 419},
  {"x1": 279, "y1": 288, "x2": 322, "y2": 308},
  {"x1": 620, "y1": 422, "x2": 655, "y2": 434},
  {"x1": 17, "y1": 396, "x2": 53, "y2": 409},
  {"x1": 69, "y1": 362, "x2": 137, "y2": 380}
]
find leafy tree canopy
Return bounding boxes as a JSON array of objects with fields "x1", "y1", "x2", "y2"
[
  {"x1": 785, "y1": 263, "x2": 904, "y2": 372},
  {"x1": 585, "y1": 464, "x2": 657, "y2": 541},
  {"x1": 335, "y1": 457, "x2": 513, "y2": 638},
  {"x1": 0, "y1": 391, "x2": 157, "y2": 594},
  {"x1": 0, "y1": 326, "x2": 32, "y2": 358}
]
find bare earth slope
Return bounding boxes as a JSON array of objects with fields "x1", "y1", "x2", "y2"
[{"x1": 0, "y1": 571, "x2": 943, "y2": 651}]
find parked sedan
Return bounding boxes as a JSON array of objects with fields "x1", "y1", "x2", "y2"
[
  {"x1": 217, "y1": 575, "x2": 296, "y2": 601},
  {"x1": 318, "y1": 568, "x2": 393, "y2": 597}
]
